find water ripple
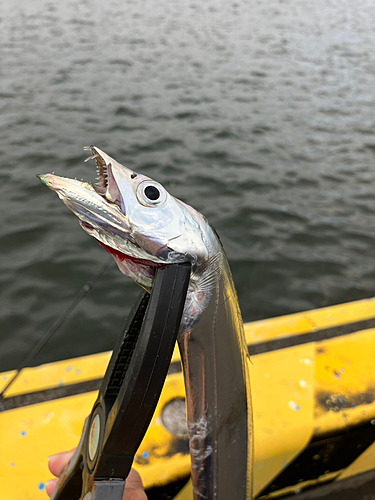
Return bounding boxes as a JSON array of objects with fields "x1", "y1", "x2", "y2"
[{"x1": 1, "y1": 0, "x2": 375, "y2": 369}]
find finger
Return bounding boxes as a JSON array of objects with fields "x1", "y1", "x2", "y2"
[
  {"x1": 46, "y1": 478, "x2": 58, "y2": 497},
  {"x1": 123, "y1": 468, "x2": 147, "y2": 500},
  {"x1": 48, "y1": 448, "x2": 76, "y2": 477}
]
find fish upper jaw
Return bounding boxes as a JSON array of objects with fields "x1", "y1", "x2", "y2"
[{"x1": 83, "y1": 146, "x2": 135, "y2": 211}]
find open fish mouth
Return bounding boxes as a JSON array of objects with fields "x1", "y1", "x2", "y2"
[{"x1": 37, "y1": 146, "x2": 177, "y2": 288}]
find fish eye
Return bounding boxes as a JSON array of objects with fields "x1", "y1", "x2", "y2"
[
  {"x1": 137, "y1": 180, "x2": 167, "y2": 207},
  {"x1": 145, "y1": 185, "x2": 160, "y2": 201}
]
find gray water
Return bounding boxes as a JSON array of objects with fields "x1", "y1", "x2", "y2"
[{"x1": 1, "y1": 0, "x2": 375, "y2": 372}]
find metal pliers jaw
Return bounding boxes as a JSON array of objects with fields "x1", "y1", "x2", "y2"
[{"x1": 50, "y1": 262, "x2": 191, "y2": 500}]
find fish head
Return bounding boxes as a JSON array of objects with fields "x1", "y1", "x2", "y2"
[{"x1": 38, "y1": 146, "x2": 210, "y2": 289}]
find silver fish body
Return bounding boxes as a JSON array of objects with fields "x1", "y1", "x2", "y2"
[{"x1": 38, "y1": 147, "x2": 252, "y2": 499}]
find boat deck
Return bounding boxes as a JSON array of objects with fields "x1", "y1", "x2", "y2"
[{"x1": 1, "y1": 296, "x2": 375, "y2": 499}]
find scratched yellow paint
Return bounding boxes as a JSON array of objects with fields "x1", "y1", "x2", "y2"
[
  {"x1": 0, "y1": 344, "x2": 316, "y2": 498},
  {"x1": 2, "y1": 296, "x2": 375, "y2": 499},
  {"x1": 314, "y1": 328, "x2": 375, "y2": 435},
  {"x1": 0, "y1": 373, "x2": 191, "y2": 499},
  {"x1": 0, "y1": 392, "x2": 96, "y2": 500}
]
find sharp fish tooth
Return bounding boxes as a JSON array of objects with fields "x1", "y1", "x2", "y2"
[{"x1": 84, "y1": 154, "x2": 100, "y2": 163}]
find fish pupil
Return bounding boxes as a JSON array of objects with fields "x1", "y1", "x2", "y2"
[{"x1": 145, "y1": 185, "x2": 160, "y2": 201}]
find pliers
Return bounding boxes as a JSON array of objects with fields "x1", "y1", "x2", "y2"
[{"x1": 50, "y1": 262, "x2": 191, "y2": 500}]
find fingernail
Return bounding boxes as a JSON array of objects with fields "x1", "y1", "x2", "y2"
[
  {"x1": 48, "y1": 452, "x2": 64, "y2": 462},
  {"x1": 46, "y1": 478, "x2": 58, "y2": 492}
]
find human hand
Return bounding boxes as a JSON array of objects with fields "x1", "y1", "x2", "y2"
[{"x1": 46, "y1": 448, "x2": 147, "y2": 500}]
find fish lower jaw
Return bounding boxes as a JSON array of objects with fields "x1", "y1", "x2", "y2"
[
  {"x1": 78, "y1": 220, "x2": 164, "y2": 289},
  {"x1": 79, "y1": 220, "x2": 165, "y2": 269}
]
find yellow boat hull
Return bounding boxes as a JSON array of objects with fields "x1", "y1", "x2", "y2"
[{"x1": 2, "y1": 296, "x2": 375, "y2": 499}]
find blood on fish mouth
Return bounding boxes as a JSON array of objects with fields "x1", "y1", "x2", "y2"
[
  {"x1": 80, "y1": 221, "x2": 165, "y2": 269},
  {"x1": 98, "y1": 242, "x2": 166, "y2": 269}
]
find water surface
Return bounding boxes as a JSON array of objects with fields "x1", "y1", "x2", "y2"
[{"x1": 1, "y1": 0, "x2": 375, "y2": 371}]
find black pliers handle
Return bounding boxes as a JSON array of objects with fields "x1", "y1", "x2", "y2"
[{"x1": 50, "y1": 262, "x2": 191, "y2": 500}]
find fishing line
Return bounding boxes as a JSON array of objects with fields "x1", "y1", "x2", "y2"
[{"x1": 0, "y1": 258, "x2": 113, "y2": 399}]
